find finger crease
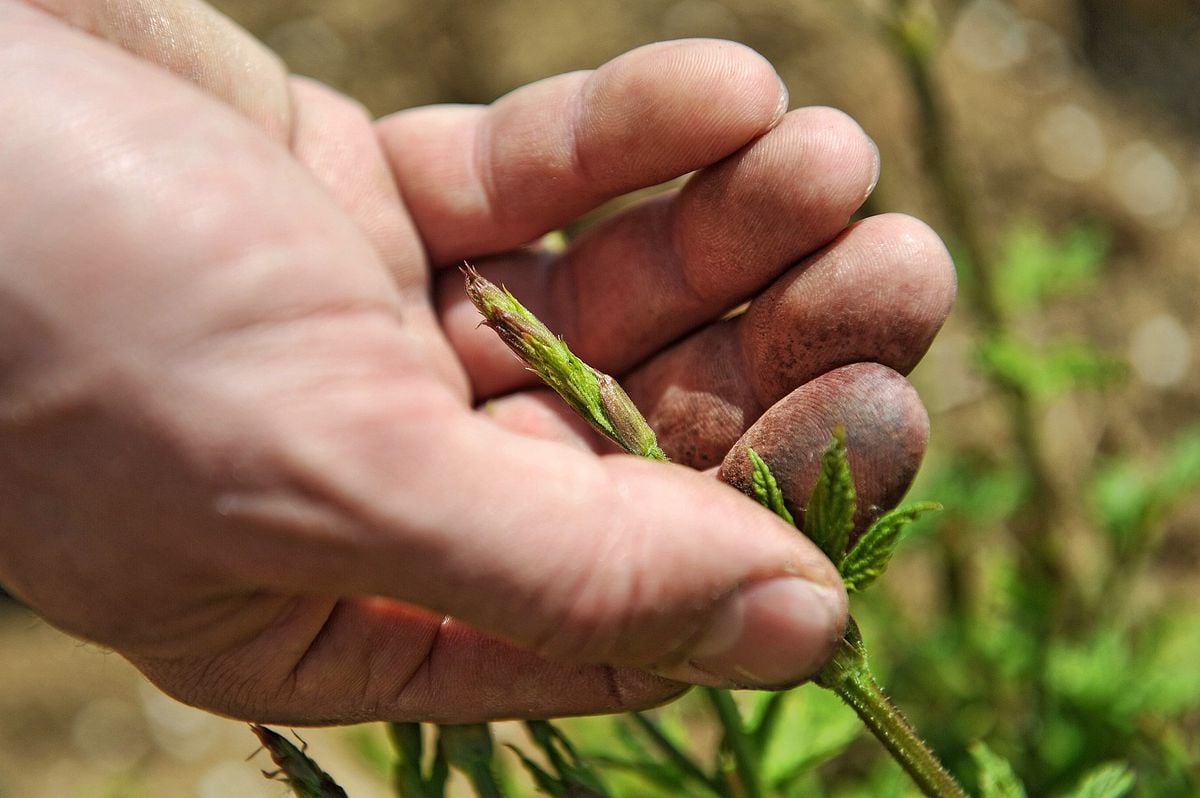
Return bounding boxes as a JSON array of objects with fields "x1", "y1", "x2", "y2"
[{"x1": 472, "y1": 113, "x2": 509, "y2": 237}]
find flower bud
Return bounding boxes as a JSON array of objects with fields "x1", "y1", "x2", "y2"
[
  {"x1": 463, "y1": 265, "x2": 667, "y2": 461},
  {"x1": 598, "y1": 373, "x2": 667, "y2": 460}
]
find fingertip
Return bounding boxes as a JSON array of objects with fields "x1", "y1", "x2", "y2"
[
  {"x1": 721, "y1": 363, "x2": 930, "y2": 538},
  {"x1": 576, "y1": 39, "x2": 788, "y2": 183},
  {"x1": 784, "y1": 106, "x2": 881, "y2": 213},
  {"x1": 517, "y1": 453, "x2": 844, "y2": 668},
  {"x1": 668, "y1": 105, "x2": 881, "y2": 305},
  {"x1": 658, "y1": 576, "x2": 848, "y2": 689},
  {"x1": 873, "y1": 212, "x2": 959, "y2": 315},
  {"x1": 734, "y1": 212, "x2": 957, "y2": 406}
]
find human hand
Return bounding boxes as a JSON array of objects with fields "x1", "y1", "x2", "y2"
[{"x1": 0, "y1": 0, "x2": 954, "y2": 723}]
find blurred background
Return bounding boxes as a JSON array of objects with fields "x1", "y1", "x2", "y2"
[{"x1": 2, "y1": 0, "x2": 1197, "y2": 795}]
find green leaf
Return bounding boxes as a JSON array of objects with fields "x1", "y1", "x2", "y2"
[
  {"x1": 758, "y1": 687, "x2": 860, "y2": 788},
  {"x1": 1158, "y1": 426, "x2": 1200, "y2": 504},
  {"x1": 994, "y1": 221, "x2": 1108, "y2": 313},
  {"x1": 1090, "y1": 425, "x2": 1200, "y2": 558},
  {"x1": 746, "y1": 448, "x2": 794, "y2": 526},
  {"x1": 249, "y1": 725, "x2": 348, "y2": 798},
  {"x1": 524, "y1": 721, "x2": 610, "y2": 797},
  {"x1": 840, "y1": 502, "x2": 940, "y2": 592},
  {"x1": 804, "y1": 427, "x2": 857, "y2": 564},
  {"x1": 977, "y1": 334, "x2": 1123, "y2": 397},
  {"x1": 439, "y1": 724, "x2": 505, "y2": 798},
  {"x1": 969, "y1": 741, "x2": 1027, "y2": 798},
  {"x1": 507, "y1": 745, "x2": 568, "y2": 797},
  {"x1": 1089, "y1": 460, "x2": 1153, "y2": 552},
  {"x1": 1066, "y1": 762, "x2": 1135, "y2": 798}
]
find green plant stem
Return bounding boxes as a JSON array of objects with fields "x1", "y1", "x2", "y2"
[
  {"x1": 883, "y1": 3, "x2": 1062, "y2": 770},
  {"x1": 886, "y1": 0, "x2": 1065, "y2": 590},
  {"x1": 815, "y1": 622, "x2": 967, "y2": 798},
  {"x1": 631, "y1": 713, "x2": 726, "y2": 797},
  {"x1": 465, "y1": 260, "x2": 963, "y2": 798},
  {"x1": 704, "y1": 688, "x2": 764, "y2": 798}
]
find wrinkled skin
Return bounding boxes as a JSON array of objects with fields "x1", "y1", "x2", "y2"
[{"x1": 0, "y1": 0, "x2": 954, "y2": 724}]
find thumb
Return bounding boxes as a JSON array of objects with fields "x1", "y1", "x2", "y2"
[{"x1": 254, "y1": 404, "x2": 847, "y2": 691}]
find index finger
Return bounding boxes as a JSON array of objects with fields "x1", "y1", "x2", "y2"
[{"x1": 375, "y1": 39, "x2": 788, "y2": 263}]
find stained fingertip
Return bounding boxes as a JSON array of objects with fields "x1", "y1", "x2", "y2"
[
  {"x1": 672, "y1": 106, "x2": 882, "y2": 303},
  {"x1": 737, "y1": 213, "x2": 957, "y2": 406},
  {"x1": 720, "y1": 364, "x2": 930, "y2": 537}
]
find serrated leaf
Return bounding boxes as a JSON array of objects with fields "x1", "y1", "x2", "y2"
[
  {"x1": 969, "y1": 741, "x2": 1027, "y2": 798},
  {"x1": 524, "y1": 721, "x2": 610, "y2": 797},
  {"x1": 746, "y1": 448, "x2": 794, "y2": 526},
  {"x1": 507, "y1": 744, "x2": 568, "y2": 796},
  {"x1": 1066, "y1": 762, "x2": 1135, "y2": 798},
  {"x1": 250, "y1": 725, "x2": 348, "y2": 798},
  {"x1": 439, "y1": 724, "x2": 506, "y2": 798},
  {"x1": 805, "y1": 427, "x2": 856, "y2": 564},
  {"x1": 839, "y1": 502, "x2": 940, "y2": 592},
  {"x1": 438, "y1": 723, "x2": 496, "y2": 772}
]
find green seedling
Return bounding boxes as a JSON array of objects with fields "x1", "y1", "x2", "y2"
[
  {"x1": 465, "y1": 267, "x2": 966, "y2": 798},
  {"x1": 463, "y1": 264, "x2": 667, "y2": 461},
  {"x1": 250, "y1": 724, "x2": 348, "y2": 798}
]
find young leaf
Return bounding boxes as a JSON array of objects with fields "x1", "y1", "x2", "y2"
[
  {"x1": 1066, "y1": 762, "x2": 1135, "y2": 798},
  {"x1": 746, "y1": 448, "x2": 795, "y2": 525},
  {"x1": 525, "y1": 720, "x2": 611, "y2": 797},
  {"x1": 507, "y1": 745, "x2": 569, "y2": 797},
  {"x1": 249, "y1": 725, "x2": 349, "y2": 798},
  {"x1": 969, "y1": 741, "x2": 1027, "y2": 798},
  {"x1": 439, "y1": 724, "x2": 505, "y2": 798},
  {"x1": 389, "y1": 722, "x2": 440, "y2": 798},
  {"x1": 804, "y1": 427, "x2": 857, "y2": 565},
  {"x1": 840, "y1": 502, "x2": 941, "y2": 592}
]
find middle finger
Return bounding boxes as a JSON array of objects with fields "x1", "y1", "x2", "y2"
[{"x1": 439, "y1": 107, "x2": 880, "y2": 398}]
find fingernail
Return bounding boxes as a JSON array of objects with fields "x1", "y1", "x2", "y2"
[
  {"x1": 772, "y1": 75, "x2": 790, "y2": 125},
  {"x1": 865, "y1": 134, "x2": 881, "y2": 198},
  {"x1": 686, "y1": 577, "x2": 847, "y2": 688}
]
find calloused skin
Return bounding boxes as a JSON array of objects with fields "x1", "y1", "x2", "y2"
[{"x1": 0, "y1": 0, "x2": 955, "y2": 724}]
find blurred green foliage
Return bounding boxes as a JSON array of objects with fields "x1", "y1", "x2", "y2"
[{"x1": 241, "y1": 1, "x2": 1199, "y2": 796}]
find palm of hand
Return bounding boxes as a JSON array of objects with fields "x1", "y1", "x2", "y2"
[{"x1": 0, "y1": 0, "x2": 953, "y2": 723}]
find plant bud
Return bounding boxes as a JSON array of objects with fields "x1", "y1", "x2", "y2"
[
  {"x1": 598, "y1": 373, "x2": 667, "y2": 460},
  {"x1": 250, "y1": 725, "x2": 348, "y2": 798},
  {"x1": 464, "y1": 265, "x2": 668, "y2": 462}
]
